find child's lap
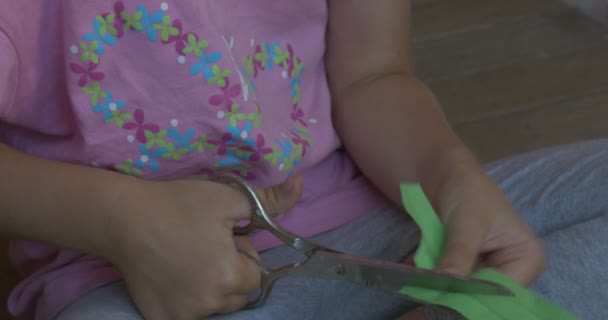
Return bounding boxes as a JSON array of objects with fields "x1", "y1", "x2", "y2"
[
  {"x1": 56, "y1": 206, "x2": 422, "y2": 320},
  {"x1": 56, "y1": 139, "x2": 608, "y2": 320}
]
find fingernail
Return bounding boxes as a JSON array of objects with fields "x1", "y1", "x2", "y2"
[{"x1": 441, "y1": 268, "x2": 463, "y2": 276}]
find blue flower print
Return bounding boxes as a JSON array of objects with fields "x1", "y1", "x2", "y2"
[
  {"x1": 189, "y1": 51, "x2": 222, "y2": 81},
  {"x1": 138, "y1": 4, "x2": 165, "y2": 41},
  {"x1": 167, "y1": 128, "x2": 196, "y2": 151},
  {"x1": 226, "y1": 122, "x2": 255, "y2": 147},
  {"x1": 83, "y1": 17, "x2": 118, "y2": 55},
  {"x1": 93, "y1": 91, "x2": 126, "y2": 120},
  {"x1": 263, "y1": 41, "x2": 280, "y2": 71},
  {"x1": 217, "y1": 155, "x2": 242, "y2": 168},
  {"x1": 135, "y1": 144, "x2": 167, "y2": 172},
  {"x1": 290, "y1": 77, "x2": 301, "y2": 99},
  {"x1": 276, "y1": 139, "x2": 293, "y2": 167}
]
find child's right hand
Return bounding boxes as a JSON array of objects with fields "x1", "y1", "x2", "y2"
[{"x1": 106, "y1": 176, "x2": 303, "y2": 320}]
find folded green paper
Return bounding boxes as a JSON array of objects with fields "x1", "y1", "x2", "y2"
[{"x1": 398, "y1": 183, "x2": 579, "y2": 320}]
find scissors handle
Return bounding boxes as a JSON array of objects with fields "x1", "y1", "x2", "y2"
[
  {"x1": 212, "y1": 175, "x2": 324, "y2": 257},
  {"x1": 239, "y1": 250, "x2": 301, "y2": 309}
]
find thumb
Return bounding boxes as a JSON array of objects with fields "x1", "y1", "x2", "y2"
[
  {"x1": 257, "y1": 175, "x2": 304, "y2": 217},
  {"x1": 438, "y1": 213, "x2": 489, "y2": 276}
]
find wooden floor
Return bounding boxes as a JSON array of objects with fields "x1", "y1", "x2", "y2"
[
  {"x1": 1, "y1": 0, "x2": 608, "y2": 318},
  {"x1": 412, "y1": 0, "x2": 608, "y2": 161}
]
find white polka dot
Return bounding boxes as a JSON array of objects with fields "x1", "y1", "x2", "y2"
[
  {"x1": 250, "y1": 38, "x2": 255, "y2": 47},
  {"x1": 279, "y1": 163, "x2": 285, "y2": 171},
  {"x1": 160, "y1": 2, "x2": 169, "y2": 11},
  {"x1": 91, "y1": 161, "x2": 100, "y2": 167},
  {"x1": 217, "y1": 111, "x2": 225, "y2": 119},
  {"x1": 308, "y1": 118, "x2": 318, "y2": 124},
  {"x1": 141, "y1": 155, "x2": 149, "y2": 163},
  {"x1": 240, "y1": 131, "x2": 248, "y2": 139},
  {"x1": 127, "y1": 135, "x2": 135, "y2": 143},
  {"x1": 170, "y1": 119, "x2": 179, "y2": 127},
  {"x1": 109, "y1": 102, "x2": 118, "y2": 111},
  {"x1": 281, "y1": 70, "x2": 288, "y2": 79},
  {"x1": 69, "y1": 45, "x2": 78, "y2": 54},
  {"x1": 177, "y1": 55, "x2": 186, "y2": 64}
]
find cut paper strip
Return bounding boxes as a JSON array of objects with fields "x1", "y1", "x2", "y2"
[{"x1": 398, "y1": 183, "x2": 579, "y2": 320}]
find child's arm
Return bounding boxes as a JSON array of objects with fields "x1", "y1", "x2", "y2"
[
  {"x1": 0, "y1": 142, "x2": 136, "y2": 257},
  {"x1": 326, "y1": 0, "x2": 544, "y2": 294},
  {"x1": 0, "y1": 142, "x2": 302, "y2": 319},
  {"x1": 326, "y1": 0, "x2": 466, "y2": 206}
]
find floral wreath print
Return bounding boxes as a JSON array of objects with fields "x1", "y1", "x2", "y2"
[{"x1": 68, "y1": 1, "x2": 315, "y2": 180}]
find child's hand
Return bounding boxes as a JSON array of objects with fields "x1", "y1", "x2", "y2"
[
  {"x1": 107, "y1": 176, "x2": 303, "y2": 320},
  {"x1": 431, "y1": 157, "x2": 546, "y2": 284},
  {"x1": 398, "y1": 157, "x2": 545, "y2": 320}
]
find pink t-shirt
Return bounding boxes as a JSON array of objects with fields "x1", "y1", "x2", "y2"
[{"x1": 0, "y1": 1, "x2": 387, "y2": 319}]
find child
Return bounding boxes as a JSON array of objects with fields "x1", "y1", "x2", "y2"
[{"x1": 1, "y1": 1, "x2": 604, "y2": 319}]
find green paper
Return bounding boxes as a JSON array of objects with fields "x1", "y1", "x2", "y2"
[{"x1": 398, "y1": 183, "x2": 579, "y2": 320}]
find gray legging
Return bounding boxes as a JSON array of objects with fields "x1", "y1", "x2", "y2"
[{"x1": 56, "y1": 139, "x2": 608, "y2": 320}]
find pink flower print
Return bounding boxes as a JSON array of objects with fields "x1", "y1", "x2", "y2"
[
  {"x1": 286, "y1": 44, "x2": 295, "y2": 76},
  {"x1": 123, "y1": 109, "x2": 160, "y2": 143},
  {"x1": 198, "y1": 168, "x2": 216, "y2": 177},
  {"x1": 113, "y1": 1, "x2": 126, "y2": 37},
  {"x1": 70, "y1": 62, "x2": 105, "y2": 87},
  {"x1": 252, "y1": 44, "x2": 266, "y2": 76},
  {"x1": 232, "y1": 167, "x2": 256, "y2": 181},
  {"x1": 162, "y1": 19, "x2": 187, "y2": 54},
  {"x1": 209, "y1": 133, "x2": 235, "y2": 155},
  {"x1": 209, "y1": 78, "x2": 241, "y2": 109},
  {"x1": 290, "y1": 105, "x2": 307, "y2": 127},
  {"x1": 291, "y1": 131, "x2": 310, "y2": 157},
  {"x1": 239, "y1": 134, "x2": 273, "y2": 162}
]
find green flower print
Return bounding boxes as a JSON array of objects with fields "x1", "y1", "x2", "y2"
[
  {"x1": 145, "y1": 130, "x2": 169, "y2": 148},
  {"x1": 96, "y1": 14, "x2": 117, "y2": 36},
  {"x1": 264, "y1": 144, "x2": 282, "y2": 167},
  {"x1": 290, "y1": 144, "x2": 304, "y2": 165},
  {"x1": 153, "y1": 15, "x2": 179, "y2": 42},
  {"x1": 80, "y1": 41, "x2": 100, "y2": 64},
  {"x1": 191, "y1": 135, "x2": 214, "y2": 154},
  {"x1": 273, "y1": 46, "x2": 289, "y2": 69},
  {"x1": 255, "y1": 45, "x2": 270, "y2": 69},
  {"x1": 82, "y1": 82, "x2": 107, "y2": 105},
  {"x1": 224, "y1": 103, "x2": 262, "y2": 127},
  {"x1": 115, "y1": 159, "x2": 142, "y2": 176},
  {"x1": 291, "y1": 57, "x2": 304, "y2": 78},
  {"x1": 208, "y1": 65, "x2": 231, "y2": 87},
  {"x1": 121, "y1": 10, "x2": 144, "y2": 31},
  {"x1": 293, "y1": 83, "x2": 301, "y2": 104},
  {"x1": 106, "y1": 111, "x2": 133, "y2": 128},
  {"x1": 295, "y1": 126, "x2": 313, "y2": 145},
  {"x1": 162, "y1": 144, "x2": 189, "y2": 160},
  {"x1": 243, "y1": 55, "x2": 255, "y2": 75},
  {"x1": 183, "y1": 33, "x2": 208, "y2": 57},
  {"x1": 250, "y1": 103, "x2": 262, "y2": 128}
]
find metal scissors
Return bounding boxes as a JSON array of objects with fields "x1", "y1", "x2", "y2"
[{"x1": 213, "y1": 175, "x2": 514, "y2": 308}]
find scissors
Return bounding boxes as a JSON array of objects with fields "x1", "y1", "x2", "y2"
[{"x1": 213, "y1": 175, "x2": 514, "y2": 308}]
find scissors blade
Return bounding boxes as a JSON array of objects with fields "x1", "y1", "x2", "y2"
[{"x1": 295, "y1": 250, "x2": 514, "y2": 296}]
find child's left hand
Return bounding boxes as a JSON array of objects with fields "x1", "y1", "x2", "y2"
[
  {"x1": 398, "y1": 158, "x2": 546, "y2": 320},
  {"x1": 433, "y1": 160, "x2": 545, "y2": 285}
]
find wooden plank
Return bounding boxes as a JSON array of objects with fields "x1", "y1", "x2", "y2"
[
  {"x1": 413, "y1": 8, "x2": 608, "y2": 82},
  {"x1": 411, "y1": 0, "x2": 564, "y2": 39},
  {"x1": 431, "y1": 46, "x2": 608, "y2": 125},
  {"x1": 454, "y1": 91, "x2": 608, "y2": 161}
]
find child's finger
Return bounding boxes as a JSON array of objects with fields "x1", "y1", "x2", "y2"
[{"x1": 438, "y1": 212, "x2": 489, "y2": 276}]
